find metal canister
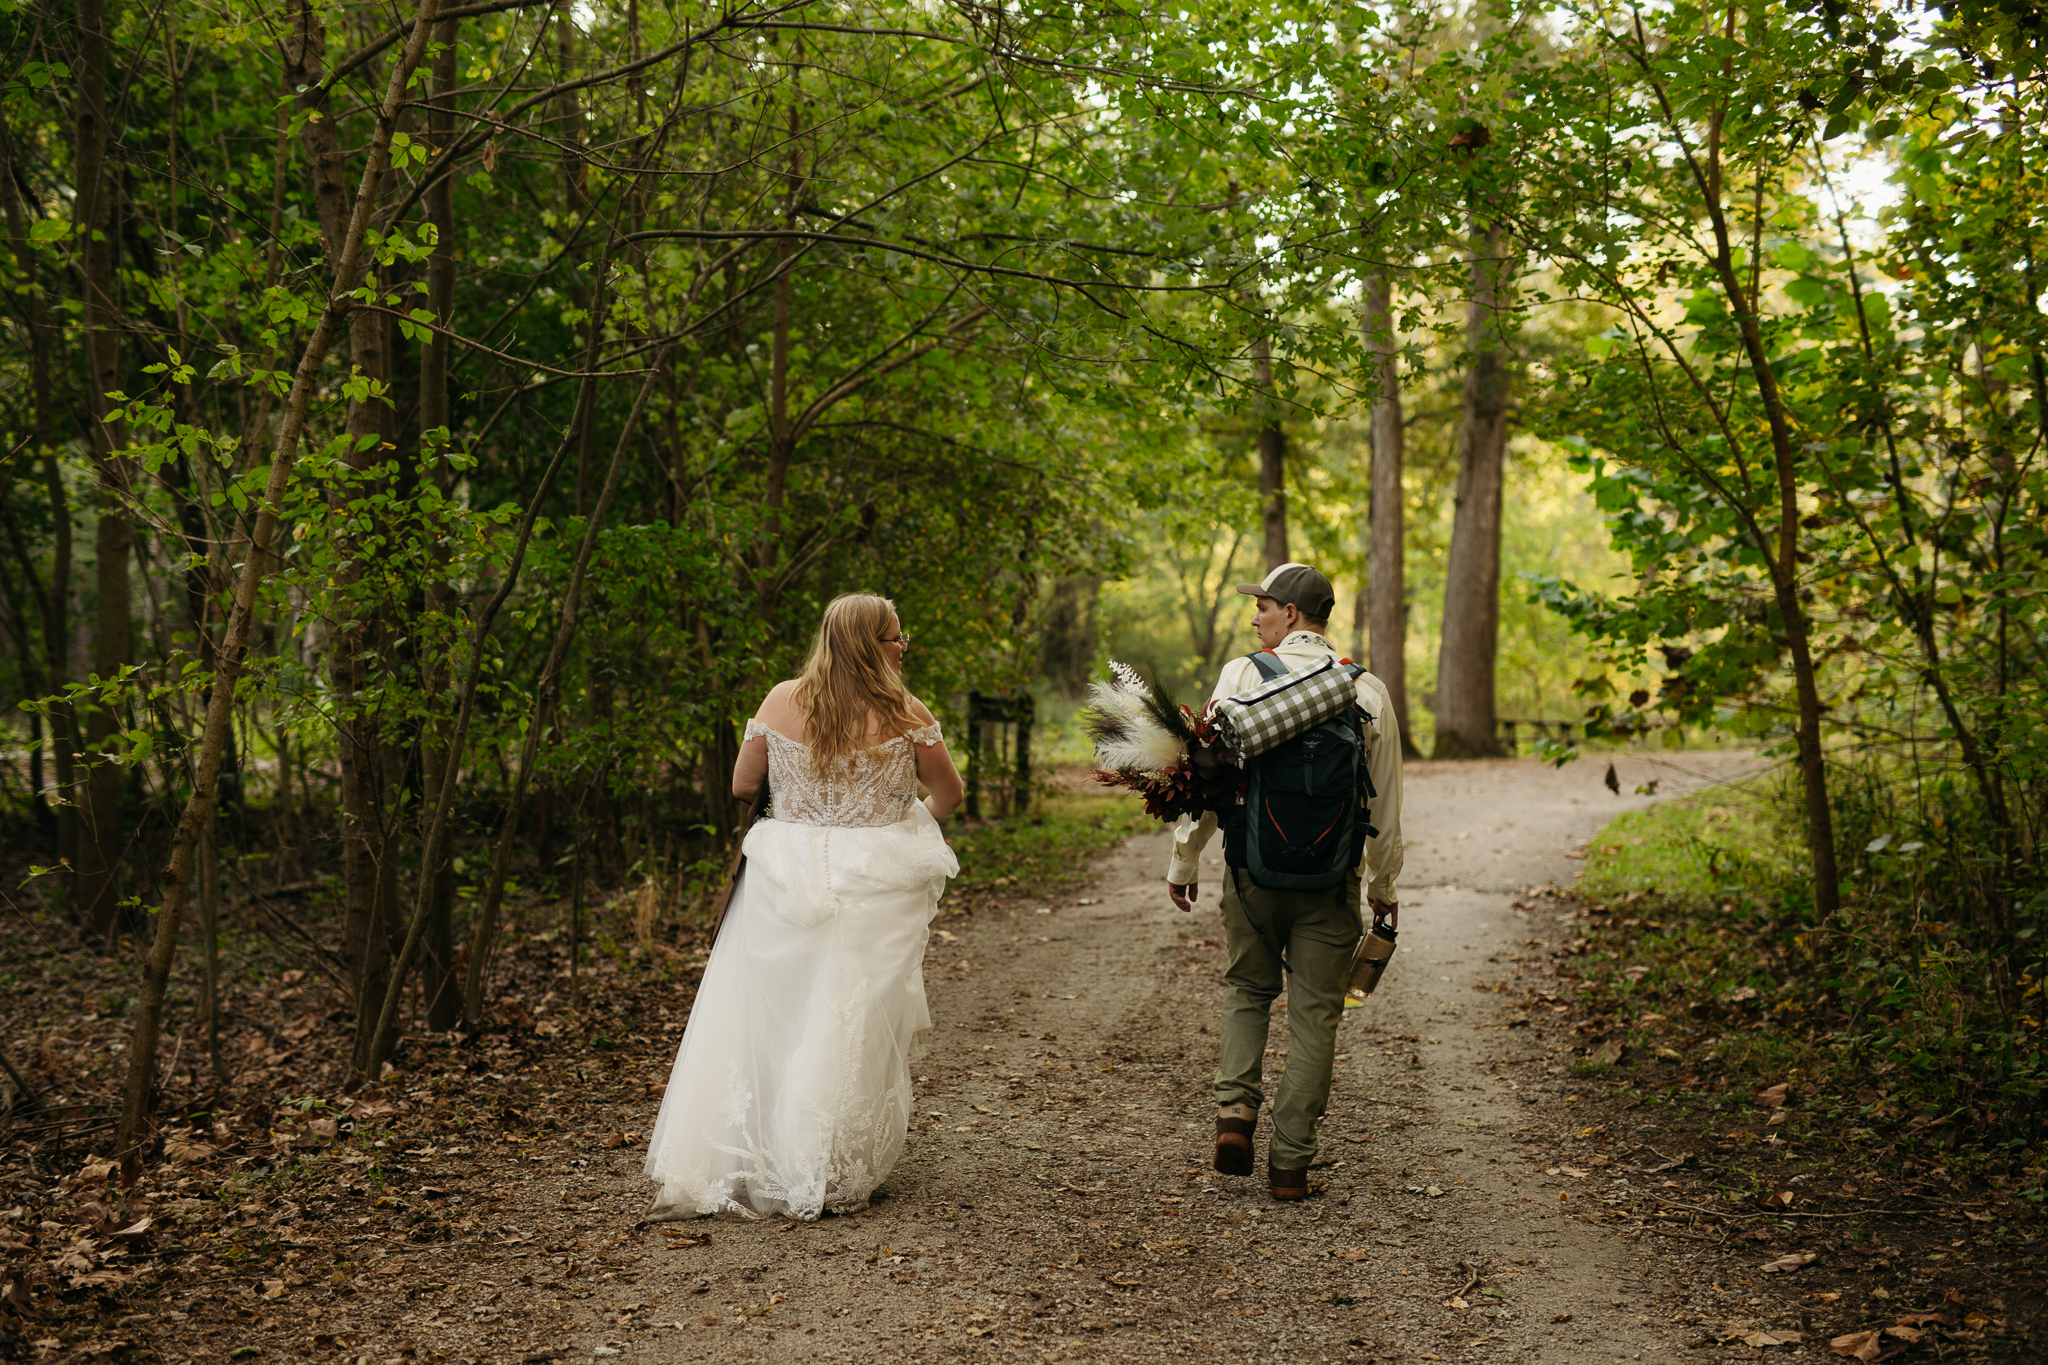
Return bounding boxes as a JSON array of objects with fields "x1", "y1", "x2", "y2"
[{"x1": 1346, "y1": 919, "x2": 1399, "y2": 1002}]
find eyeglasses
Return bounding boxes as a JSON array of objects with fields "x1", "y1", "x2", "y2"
[{"x1": 879, "y1": 631, "x2": 910, "y2": 645}]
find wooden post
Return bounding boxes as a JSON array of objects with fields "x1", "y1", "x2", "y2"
[
  {"x1": 1013, "y1": 696, "x2": 1034, "y2": 815},
  {"x1": 965, "y1": 691, "x2": 984, "y2": 820}
]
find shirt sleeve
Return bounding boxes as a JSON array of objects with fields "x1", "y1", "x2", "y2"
[
  {"x1": 1163, "y1": 656, "x2": 1256, "y2": 885},
  {"x1": 1355, "y1": 672, "x2": 1405, "y2": 904},
  {"x1": 1168, "y1": 810, "x2": 1217, "y2": 886}
]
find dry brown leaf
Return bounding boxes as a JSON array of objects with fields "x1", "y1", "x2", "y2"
[
  {"x1": 1884, "y1": 1326, "x2": 1923, "y2": 1342},
  {"x1": 1754, "y1": 1082, "x2": 1790, "y2": 1107},
  {"x1": 1592, "y1": 1039, "x2": 1625, "y2": 1066},
  {"x1": 1761, "y1": 1251, "x2": 1817, "y2": 1273},
  {"x1": 1830, "y1": 1330, "x2": 1882, "y2": 1360},
  {"x1": 1333, "y1": 1247, "x2": 1369, "y2": 1261},
  {"x1": 261, "y1": 1280, "x2": 287, "y2": 1300},
  {"x1": 64, "y1": 1270, "x2": 129, "y2": 1289},
  {"x1": 1758, "y1": 1189, "x2": 1796, "y2": 1210},
  {"x1": 1549, "y1": 1314, "x2": 1572, "y2": 1324},
  {"x1": 1737, "y1": 1330, "x2": 1802, "y2": 1347},
  {"x1": 602, "y1": 1133, "x2": 625, "y2": 1150},
  {"x1": 1444, "y1": 1296, "x2": 1470, "y2": 1310},
  {"x1": 1893, "y1": 1313, "x2": 1949, "y2": 1327}
]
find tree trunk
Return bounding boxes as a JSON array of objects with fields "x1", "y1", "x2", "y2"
[
  {"x1": 198, "y1": 815, "x2": 227, "y2": 1082},
  {"x1": 757, "y1": 241, "x2": 796, "y2": 608},
  {"x1": 1257, "y1": 425, "x2": 1288, "y2": 571},
  {"x1": 115, "y1": 0, "x2": 446, "y2": 1152},
  {"x1": 1433, "y1": 222, "x2": 1513, "y2": 760},
  {"x1": 40, "y1": 450, "x2": 77, "y2": 892},
  {"x1": 73, "y1": 0, "x2": 132, "y2": 934},
  {"x1": 0, "y1": 121, "x2": 77, "y2": 892},
  {"x1": 1362, "y1": 275, "x2": 1419, "y2": 756},
  {"x1": 271, "y1": 713, "x2": 301, "y2": 884},
  {"x1": 460, "y1": 323, "x2": 614, "y2": 1031},
  {"x1": 418, "y1": 10, "x2": 461, "y2": 1032},
  {"x1": 1251, "y1": 331, "x2": 1288, "y2": 570},
  {"x1": 755, "y1": 96, "x2": 802, "y2": 613},
  {"x1": 282, "y1": 0, "x2": 388, "y2": 1011},
  {"x1": 437, "y1": 359, "x2": 668, "y2": 1055},
  {"x1": 295, "y1": 3, "x2": 403, "y2": 1068},
  {"x1": 1695, "y1": 190, "x2": 1843, "y2": 927},
  {"x1": 78, "y1": 507, "x2": 133, "y2": 933}
]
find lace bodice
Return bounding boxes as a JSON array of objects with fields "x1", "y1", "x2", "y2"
[{"x1": 746, "y1": 719, "x2": 944, "y2": 828}]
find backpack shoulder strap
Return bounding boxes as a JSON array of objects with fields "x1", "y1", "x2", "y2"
[{"x1": 1245, "y1": 650, "x2": 1287, "y2": 681}]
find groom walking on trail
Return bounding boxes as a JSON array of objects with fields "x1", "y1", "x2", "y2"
[{"x1": 1164, "y1": 562, "x2": 1405, "y2": 1201}]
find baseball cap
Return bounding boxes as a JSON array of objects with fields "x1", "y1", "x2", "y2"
[{"x1": 1235, "y1": 562, "x2": 1336, "y2": 620}]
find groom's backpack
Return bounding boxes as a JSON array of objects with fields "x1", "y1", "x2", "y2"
[{"x1": 1223, "y1": 650, "x2": 1377, "y2": 892}]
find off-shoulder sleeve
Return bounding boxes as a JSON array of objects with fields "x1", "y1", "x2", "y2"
[
  {"x1": 905, "y1": 722, "x2": 944, "y2": 747},
  {"x1": 743, "y1": 718, "x2": 771, "y2": 741}
]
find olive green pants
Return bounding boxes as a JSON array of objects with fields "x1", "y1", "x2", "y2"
[{"x1": 1215, "y1": 866, "x2": 1362, "y2": 1170}]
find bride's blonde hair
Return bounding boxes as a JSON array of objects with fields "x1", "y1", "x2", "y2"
[{"x1": 794, "y1": 594, "x2": 921, "y2": 768}]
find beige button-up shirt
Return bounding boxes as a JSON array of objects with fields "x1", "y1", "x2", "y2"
[{"x1": 1165, "y1": 631, "x2": 1404, "y2": 903}]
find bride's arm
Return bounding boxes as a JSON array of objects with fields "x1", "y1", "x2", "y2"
[
  {"x1": 732, "y1": 682, "x2": 797, "y2": 801},
  {"x1": 732, "y1": 735, "x2": 767, "y2": 803},
  {"x1": 908, "y1": 699, "x2": 965, "y2": 820}
]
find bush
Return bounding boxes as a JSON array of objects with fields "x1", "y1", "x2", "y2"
[{"x1": 1579, "y1": 759, "x2": 2047, "y2": 1163}]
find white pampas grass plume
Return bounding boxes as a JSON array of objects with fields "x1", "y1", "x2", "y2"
[{"x1": 1084, "y1": 665, "x2": 1188, "y2": 774}]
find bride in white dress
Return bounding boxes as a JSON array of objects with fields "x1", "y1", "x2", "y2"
[{"x1": 644, "y1": 594, "x2": 964, "y2": 1220}]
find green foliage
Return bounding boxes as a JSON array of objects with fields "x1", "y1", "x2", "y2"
[
  {"x1": 0, "y1": 0, "x2": 2036, "y2": 1142},
  {"x1": 1505, "y1": 0, "x2": 2048, "y2": 936},
  {"x1": 1581, "y1": 778, "x2": 2046, "y2": 1152}
]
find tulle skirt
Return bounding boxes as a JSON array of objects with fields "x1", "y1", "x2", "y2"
[{"x1": 642, "y1": 805, "x2": 957, "y2": 1219}]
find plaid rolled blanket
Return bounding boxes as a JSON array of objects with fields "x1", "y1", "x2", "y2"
[{"x1": 1210, "y1": 655, "x2": 1366, "y2": 759}]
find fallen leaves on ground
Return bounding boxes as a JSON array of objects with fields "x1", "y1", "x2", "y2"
[
  {"x1": 1760, "y1": 1251, "x2": 1817, "y2": 1273},
  {"x1": 1732, "y1": 1329, "x2": 1802, "y2": 1348}
]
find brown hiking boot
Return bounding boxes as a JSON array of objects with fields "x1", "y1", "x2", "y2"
[
  {"x1": 1267, "y1": 1158, "x2": 1309, "y2": 1202},
  {"x1": 1214, "y1": 1104, "x2": 1257, "y2": 1176}
]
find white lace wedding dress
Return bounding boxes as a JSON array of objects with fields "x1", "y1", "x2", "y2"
[{"x1": 643, "y1": 720, "x2": 958, "y2": 1219}]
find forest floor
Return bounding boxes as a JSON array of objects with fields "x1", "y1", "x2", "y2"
[{"x1": 5, "y1": 751, "x2": 2043, "y2": 1365}]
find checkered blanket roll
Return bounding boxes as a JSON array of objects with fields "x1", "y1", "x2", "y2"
[{"x1": 1210, "y1": 655, "x2": 1367, "y2": 759}]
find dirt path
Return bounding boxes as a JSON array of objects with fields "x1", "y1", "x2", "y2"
[{"x1": 532, "y1": 752, "x2": 1763, "y2": 1364}]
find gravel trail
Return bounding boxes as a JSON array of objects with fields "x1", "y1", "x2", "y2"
[{"x1": 558, "y1": 751, "x2": 1762, "y2": 1364}]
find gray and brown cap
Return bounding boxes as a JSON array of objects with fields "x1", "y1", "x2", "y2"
[{"x1": 1235, "y1": 562, "x2": 1336, "y2": 621}]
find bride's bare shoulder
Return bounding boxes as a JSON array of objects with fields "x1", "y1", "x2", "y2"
[
  {"x1": 754, "y1": 681, "x2": 804, "y2": 726},
  {"x1": 905, "y1": 695, "x2": 938, "y2": 726}
]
